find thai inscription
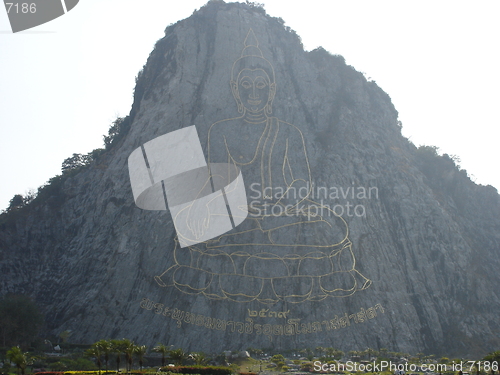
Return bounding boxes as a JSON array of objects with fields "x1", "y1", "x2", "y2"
[
  {"x1": 248, "y1": 309, "x2": 290, "y2": 318},
  {"x1": 140, "y1": 298, "x2": 384, "y2": 339}
]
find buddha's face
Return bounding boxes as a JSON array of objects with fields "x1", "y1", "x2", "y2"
[{"x1": 232, "y1": 68, "x2": 275, "y2": 113}]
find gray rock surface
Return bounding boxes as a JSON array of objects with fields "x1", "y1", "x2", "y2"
[{"x1": 1, "y1": 1, "x2": 499, "y2": 357}]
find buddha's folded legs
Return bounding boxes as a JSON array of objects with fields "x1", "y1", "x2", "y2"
[{"x1": 154, "y1": 238, "x2": 371, "y2": 303}]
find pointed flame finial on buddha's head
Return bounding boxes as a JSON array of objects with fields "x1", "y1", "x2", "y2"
[{"x1": 241, "y1": 28, "x2": 262, "y2": 58}]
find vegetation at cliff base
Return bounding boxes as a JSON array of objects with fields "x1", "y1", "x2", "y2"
[
  {"x1": 0, "y1": 294, "x2": 44, "y2": 347},
  {"x1": 1, "y1": 339, "x2": 499, "y2": 375}
]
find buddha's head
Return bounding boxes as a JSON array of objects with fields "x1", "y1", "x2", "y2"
[{"x1": 231, "y1": 29, "x2": 276, "y2": 115}]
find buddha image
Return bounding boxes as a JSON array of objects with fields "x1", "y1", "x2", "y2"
[{"x1": 155, "y1": 29, "x2": 371, "y2": 304}]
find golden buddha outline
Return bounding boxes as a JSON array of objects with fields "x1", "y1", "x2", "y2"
[{"x1": 155, "y1": 29, "x2": 371, "y2": 304}]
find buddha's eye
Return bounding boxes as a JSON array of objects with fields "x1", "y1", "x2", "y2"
[
  {"x1": 240, "y1": 80, "x2": 252, "y2": 89},
  {"x1": 256, "y1": 81, "x2": 267, "y2": 89}
]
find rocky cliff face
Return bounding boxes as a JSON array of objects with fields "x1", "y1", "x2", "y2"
[{"x1": 1, "y1": 1, "x2": 499, "y2": 357}]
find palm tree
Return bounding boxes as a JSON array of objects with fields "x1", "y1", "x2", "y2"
[
  {"x1": 85, "y1": 345, "x2": 102, "y2": 375},
  {"x1": 472, "y1": 362, "x2": 481, "y2": 375},
  {"x1": 121, "y1": 339, "x2": 136, "y2": 373},
  {"x1": 96, "y1": 339, "x2": 113, "y2": 373},
  {"x1": 300, "y1": 348, "x2": 313, "y2": 361},
  {"x1": 111, "y1": 339, "x2": 132, "y2": 372},
  {"x1": 153, "y1": 343, "x2": 170, "y2": 367},
  {"x1": 364, "y1": 348, "x2": 376, "y2": 360},
  {"x1": 134, "y1": 345, "x2": 148, "y2": 371},
  {"x1": 6, "y1": 347, "x2": 31, "y2": 375},
  {"x1": 315, "y1": 347, "x2": 325, "y2": 358},
  {"x1": 170, "y1": 348, "x2": 188, "y2": 366},
  {"x1": 324, "y1": 347, "x2": 334, "y2": 359},
  {"x1": 190, "y1": 352, "x2": 209, "y2": 365},
  {"x1": 483, "y1": 351, "x2": 500, "y2": 375},
  {"x1": 348, "y1": 350, "x2": 360, "y2": 360},
  {"x1": 379, "y1": 348, "x2": 389, "y2": 359},
  {"x1": 110, "y1": 339, "x2": 126, "y2": 372},
  {"x1": 371, "y1": 348, "x2": 380, "y2": 358}
]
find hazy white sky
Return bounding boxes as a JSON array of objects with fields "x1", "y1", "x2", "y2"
[{"x1": 1, "y1": 0, "x2": 499, "y2": 210}]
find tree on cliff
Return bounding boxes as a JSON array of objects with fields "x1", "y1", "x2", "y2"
[
  {"x1": 61, "y1": 153, "x2": 93, "y2": 173},
  {"x1": 7, "y1": 194, "x2": 24, "y2": 210},
  {"x1": 103, "y1": 117, "x2": 131, "y2": 149}
]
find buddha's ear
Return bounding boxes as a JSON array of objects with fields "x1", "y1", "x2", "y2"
[
  {"x1": 269, "y1": 82, "x2": 276, "y2": 100},
  {"x1": 268, "y1": 82, "x2": 276, "y2": 104},
  {"x1": 265, "y1": 83, "x2": 276, "y2": 115},
  {"x1": 230, "y1": 80, "x2": 239, "y2": 99},
  {"x1": 230, "y1": 80, "x2": 244, "y2": 113}
]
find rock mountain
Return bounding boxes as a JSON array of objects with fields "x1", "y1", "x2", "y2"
[{"x1": 1, "y1": 1, "x2": 499, "y2": 357}]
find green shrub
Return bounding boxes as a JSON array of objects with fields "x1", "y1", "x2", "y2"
[{"x1": 163, "y1": 365, "x2": 233, "y2": 375}]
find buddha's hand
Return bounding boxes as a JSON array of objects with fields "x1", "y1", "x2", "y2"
[{"x1": 185, "y1": 199, "x2": 211, "y2": 240}]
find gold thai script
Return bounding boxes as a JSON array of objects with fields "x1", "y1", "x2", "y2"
[
  {"x1": 139, "y1": 298, "x2": 384, "y2": 338},
  {"x1": 247, "y1": 308, "x2": 290, "y2": 318}
]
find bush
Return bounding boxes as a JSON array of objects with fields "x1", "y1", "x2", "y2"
[
  {"x1": 103, "y1": 116, "x2": 131, "y2": 149},
  {"x1": 63, "y1": 370, "x2": 110, "y2": 374},
  {"x1": 163, "y1": 366, "x2": 233, "y2": 375}
]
